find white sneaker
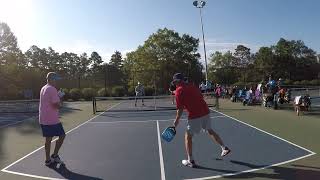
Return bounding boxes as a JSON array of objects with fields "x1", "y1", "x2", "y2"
[
  {"x1": 182, "y1": 159, "x2": 196, "y2": 168},
  {"x1": 221, "y1": 147, "x2": 231, "y2": 157},
  {"x1": 51, "y1": 154, "x2": 64, "y2": 165}
]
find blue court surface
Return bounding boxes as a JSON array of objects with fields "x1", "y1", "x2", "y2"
[{"x1": 1, "y1": 103, "x2": 315, "y2": 180}]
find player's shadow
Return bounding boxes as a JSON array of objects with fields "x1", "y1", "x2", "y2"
[
  {"x1": 292, "y1": 164, "x2": 320, "y2": 170},
  {"x1": 227, "y1": 160, "x2": 320, "y2": 180},
  {"x1": 193, "y1": 165, "x2": 237, "y2": 174},
  {"x1": 191, "y1": 160, "x2": 320, "y2": 180},
  {"x1": 49, "y1": 165, "x2": 103, "y2": 180}
]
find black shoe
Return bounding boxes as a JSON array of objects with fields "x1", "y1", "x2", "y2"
[
  {"x1": 45, "y1": 159, "x2": 54, "y2": 166},
  {"x1": 51, "y1": 154, "x2": 64, "y2": 164}
]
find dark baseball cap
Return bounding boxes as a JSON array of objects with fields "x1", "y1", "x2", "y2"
[{"x1": 172, "y1": 73, "x2": 184, "y2": 82}]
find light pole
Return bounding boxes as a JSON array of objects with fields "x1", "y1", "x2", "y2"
[{"x1": 193, "y1": 0, "x2": 208, "y2": 85}]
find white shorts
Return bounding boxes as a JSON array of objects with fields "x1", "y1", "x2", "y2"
[{"x1": 187, "y1": 114, "x2": 211, "y2": 135}]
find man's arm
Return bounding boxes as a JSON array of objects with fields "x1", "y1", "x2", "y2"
[
  {"x1": 174, "y1": 108, "x2": 183, "y2": 127},
  {"x1": 174, "y1": 89, "x2": 184, "y2": 128},
  {"x1": 50, "y1": 88, "x2": 62, "y2": 109}
]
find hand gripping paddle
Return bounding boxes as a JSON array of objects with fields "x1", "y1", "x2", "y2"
[{"x1": 161, "y1": 126, "x2": 176, "y2": 142}]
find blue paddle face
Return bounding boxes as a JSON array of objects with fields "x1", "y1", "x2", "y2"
[{"x1": 161, "y1": 127, "x2": 176, "y2": 142}]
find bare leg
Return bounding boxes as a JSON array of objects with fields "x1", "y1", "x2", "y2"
[
  {"x1": 207, "y1": 129, "x2": 231, "y2": 156},
  {"x1": 53, "y1": 135, "x2": 65, "y2": 156},
  {"x1": 207, "y1": 129, "x2": 224, "y2": 147},
  {"x1": 185, "y1": 132, "x2": 193, "y2": 160},
  {"x1": 45, "y1": 137, "x2": 53, "y2": 161},
  {"x1": 215, "y1": 97, "x2": 219, "y2": 109}
]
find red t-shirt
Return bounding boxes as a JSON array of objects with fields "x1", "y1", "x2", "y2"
[{"x1": 175, "y1": 83, "x2": 209, "y2": 119}]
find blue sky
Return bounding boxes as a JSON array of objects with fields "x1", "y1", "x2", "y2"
[{"x1": 0, "y1": 0, "x2": 319, "y2": 63}]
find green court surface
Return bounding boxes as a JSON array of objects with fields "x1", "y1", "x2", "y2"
[{"x1": 0, "y1": 100, "x2": 319, "y2": 180}]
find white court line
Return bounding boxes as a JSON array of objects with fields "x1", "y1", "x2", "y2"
[
  {"x1": 87, "y1": 116, "x2": 226, "y2": 124},
  {"x1": 0, "y1": 116, "x2": 37, "y2": 129},
  {"x1": 1, "y1": 103, "x2": 121, "y2": 180},
  {"x1": 0, "y1": 170, "x2": 65, "y2": 180},
  {"x1": 0, "y1": 121, "x2": 24, "y2": 129},
  {"x1": 183, "y1": 108, "x2": 317, "y2": 180},
  {"x1": 210, "y1": 109, "x2": 316, "y2": 154},
  {"x1": 157, "y1": 121, "x2": 166, "y2": 180},
  {"x1": 6, "y1": 105, "x2": 312, "y2": 180},
  {"x1": 185, "y1": 153, "x2": 315, "y2": 180}
]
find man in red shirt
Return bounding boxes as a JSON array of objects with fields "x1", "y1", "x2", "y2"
[{"x1": 172, "y1": 73, "x2": 231, "y2": 168}]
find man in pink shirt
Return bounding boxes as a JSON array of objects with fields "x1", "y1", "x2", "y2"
[{"x1": 39, "y1": 72, "x2": 65, "y2": 166}]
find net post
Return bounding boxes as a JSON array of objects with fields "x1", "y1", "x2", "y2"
[{"x1": 92, "y1": 97, "x2": 96, "y2": 114}]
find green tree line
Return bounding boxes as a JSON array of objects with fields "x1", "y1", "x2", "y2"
[
  {"x1": 0, "y1": 23, "x2": 203, "y2": 99},
  {"x1": 208, "y1": 39, "x2": 320, "y2": 85}
]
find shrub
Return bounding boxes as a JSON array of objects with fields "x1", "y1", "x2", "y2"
[
  {"x1": 144, "y1": 86, "x2": 154, "y2": 96},
  {"x1": 127, "y1": 86, "x2": 135, "y2": 96},
  {"x1": 293, "y1": 81, "x2": 301, "y2": 85},
  {"x1": 97, "y1": 88, "x2": 110, "y2": 97},
  {"x1": 81, "y1": 88, "x2": 96, "y2": 100},
  {"x1": 284, "y1": 79, "x2": 293, "y2": 85},
  {"x1": 300, "y1": 80, "x2": 309, "y2": 86},
  {"x1": 69, "y1": 88, "x2": 82, "y2": 101},
  {"x1": 310, "y1": 79, "x2": 320, "y2": 86},
  {"x1": 112, "y1": 86, "x2": 125, "y2": 97}
]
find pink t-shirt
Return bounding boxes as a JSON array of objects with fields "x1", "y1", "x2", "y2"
[
  {"x1": 215, "y1": 87, "x2": 221, "y2": 97},
  {"x1": 39, "y1": 84, "x2": 60, "y2": 125}
]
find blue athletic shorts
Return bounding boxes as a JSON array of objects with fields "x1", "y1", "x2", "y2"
[{"x1": 40, "y1": 123, "x2": 65, "y2": 137}]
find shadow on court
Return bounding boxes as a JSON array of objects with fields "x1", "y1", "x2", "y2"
[
  {"x1": 48, "y1": 165, "x2": 103, "y2": 180},
  {"x1": 0, "y1": 105, "x2": 85, "y2": 168},
  {"x1": 227, "y1": 160, "x2": 320, "y2": 180},
  {"x1": 193, "y1": 165, "x2": 237, "y2": 174},
  {"x1": 11, "y1": 106, "x2": 83, "y2": 135},
  {"x1": 292, "y1": 164, "x2": 320, "y2": 170}
]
